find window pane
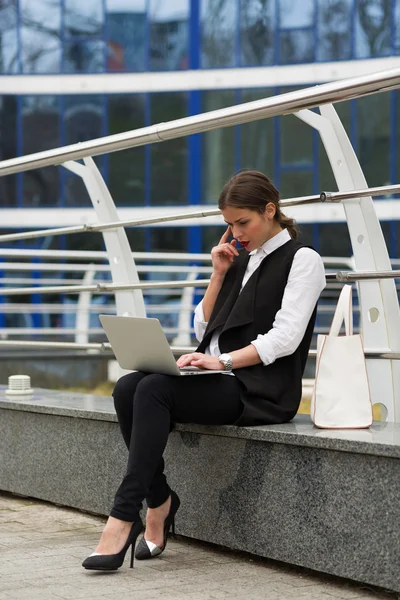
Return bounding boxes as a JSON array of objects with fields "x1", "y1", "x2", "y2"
[
  {"x1": 396, "y1": 0, "x2": 400, "y2": 53},
  {"x1": 20, "y1": 0, "x2": 61, "y2": 73},
  {"x1": 64, "y1": 0, "x2": 104, "y2": 37},
  {"x1": 240, "y1": 0, "x2": 275, "y2": 66},
  {"x1": 317, "y1": 0, "x2": 351, "y2": 61},
  {"x1": 22, "y1": 96, "x2": 60, "y2": 207},
  {"x1": 106, "y1": 0, "x2": 146, "y2": 72},
  {"x1": 150, "y1": 227, "x2": 187, "y2": 252},
  {"x1": 319, "y1": 138, "x2": 337, "y2": 194},
  {"x1": 125, "y1": 228, "x2": 145, "y2": 252},
  {"x1": 355, "y1": 0, "x2": 391, "y2": 58},
  {"x1": 108, "y1": 94, "x2": 145, "y2": 206},
  {"x1": 64, "y1": 40, "x2": 105, "y2": 73},
  {"x1": 279, "y1": 30, "x2": 314, "y2": 63},
  {"x1": 298, "y1": 223, "x2": 314, "y2": 246},
  {"x1": 357, "y1": 94, "x2": 390, "y2": 188},
  {"x1": 64, "y1": 95, "x2": 104, "y2": 207},
  {"x1": 279, "y1": 170, "x2": 312, "y2": 200},
  {"x1": 66, "y1": 232, "x2": 105, "y2": 252},
  {"x1": 241, "y1": 89, "x2": 274, "y2": 174},
  {"x1": 202, "y1": 91, "x2": 236, "y2": 204},
  {"x1": 319, "y1": 223, "x2": 352, "y2": 256},
  {"x1": 280, "y1": 105, "x2": 313, "y2": 166},
  {"x1": 201, "y1": 226, "x2": 226, "y2": 253},
  {"x1": 201, "y1": 0, "x2": 237, "y2": 68},
  {"x1": 0, "y1": 96, "x2": 17, "y2": 206},
  {"x1": 149, "y1": 0, "x2": 189, "y2": 71},
  {"x1": 0, "y1": 0, "x2": 18, "y2": 73},
  {"x1": 279, "y1": 0, "x2": 314, "y2": 28},
  {"x1": 151, "y1": 93, "x2": 188, "y2": 206}
]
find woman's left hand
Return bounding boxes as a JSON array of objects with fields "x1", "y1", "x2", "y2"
[{"x1": 177, "y1": 352, "x2": 223, "y2": 370}]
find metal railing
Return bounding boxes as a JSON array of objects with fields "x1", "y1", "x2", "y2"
[
  {"x1": 1, "y1": 66, "x2": 400, "y2": 417},
  {"x1": 0, "y1": 68, "x2": 399, "y2": 177}
]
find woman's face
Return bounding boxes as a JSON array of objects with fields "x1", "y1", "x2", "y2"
[{"x1": 221, "y1": 204, "x2": 282, "y2": 252}]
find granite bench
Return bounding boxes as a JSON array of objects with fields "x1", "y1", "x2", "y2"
[{"x1": 0, "y1": 386, "x2": 399, "y2": 593}]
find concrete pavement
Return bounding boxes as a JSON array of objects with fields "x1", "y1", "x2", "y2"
[{"x1": 0, "y1": 493, "x2": 397, "y2": 600}]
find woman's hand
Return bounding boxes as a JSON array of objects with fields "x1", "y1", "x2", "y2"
[
  {"x1": 211, "y1": 226, "x2": 239, "y2": 276},
  {"x1": 177, "y1": 352, "x2": 223, "y2": 371}
]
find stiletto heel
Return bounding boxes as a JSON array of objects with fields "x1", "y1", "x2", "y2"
[
  {"x1": 82, "y1": 519, "x2": 143, "y2": 571},
  {"x1": 130, "y1": 544, "x2": 134, "y2": 569},
  {"x1": 135, "y1": 490, "x2": 180, "y2": 560}
]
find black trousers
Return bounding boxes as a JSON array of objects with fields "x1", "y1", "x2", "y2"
[{"x1": 111, "y1": 371, "x2": 243, "y2": 522}]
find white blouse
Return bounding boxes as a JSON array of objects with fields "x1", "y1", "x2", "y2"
[{"x1": 194, "y1": 229, "x2": 326, "y2": 366}]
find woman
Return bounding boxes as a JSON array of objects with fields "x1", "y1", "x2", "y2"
[{"x1": 82, "y1": 170, "x2": 326, "y2": 571}]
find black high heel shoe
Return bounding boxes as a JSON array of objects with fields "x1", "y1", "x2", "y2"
[
  {"x1": 135, "y1": 490, "x2": 180, "y2": 560},
  {"x1": 82, "y1": 519, "x2": 143, "y2": 571}
]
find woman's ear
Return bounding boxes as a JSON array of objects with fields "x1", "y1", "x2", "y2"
[{"x1": 265, "y1": 202, "x2": 277, "y2": 220}]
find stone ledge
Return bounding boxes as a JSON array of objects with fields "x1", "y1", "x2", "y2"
[{"x1": 1, "y1": 386, "x2": 400, "y2": 458}]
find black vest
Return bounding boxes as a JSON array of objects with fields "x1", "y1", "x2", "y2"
[{"x1": 196, "y1": 240, "x2": 317, "y2": 426}]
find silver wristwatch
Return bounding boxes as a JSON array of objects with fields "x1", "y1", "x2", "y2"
[{"x1": 218, "y1": 353, "x2": 233, "y2": 372}]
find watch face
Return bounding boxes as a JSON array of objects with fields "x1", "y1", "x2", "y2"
[{"x1": 219, "y1": 354, "x2": 232, "y2": 370}]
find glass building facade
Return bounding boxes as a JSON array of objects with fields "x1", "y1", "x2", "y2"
[{"x1": 1, "y1": 0, "x2": 400, "y2": 256}]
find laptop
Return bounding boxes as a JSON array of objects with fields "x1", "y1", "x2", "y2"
[{"x1": 99, "y1": 314, "x2": 228, "y2": 376}]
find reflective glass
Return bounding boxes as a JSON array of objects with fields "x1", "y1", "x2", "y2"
[
  {"x1": 64, "y1": 95, "x2": 104, "y2": 206},
  {"x1": 240, "y1": 0, "x2": 275, "y2": 66},
  {"x1": 202, "y1": 226, "x2": 226, "y2": 252},
  {"x1": 0, "y1": 96, "x2": 17, "y2": 206},
  {"x1": 150, "y1": 227, "x2": 187, "y2": 252},
  {"x1": 280, "y1": 90, "x2": 313, "y2": 166},
  {"x1": 202, "y1": 91, "x2": 236, "y2": 204},
  {"x1": 297, "y1": 224, "x2": 314, "y2": 246},
  {"x1": 279, "y1": 0, "x2": 314, "y2": 28},
  {"x1": 20, "y1": 0, "x2": 61, "y2": 73},
  {"x1": 279, "y1": 170, "x2": 313, "y2": 202},
  {"x1": 241, "y1": 89, "x2": 274, "y2": 174},
  {"x1": 355, "y1": 0, "x2": 391, "y2": 58},
  {"x1": 317, "y1": 0, "x2": 351, "y2": 61},
  {"x1": 125, "y1": 228, "x2": 145, "y2": 252},
  {"x1": 106, "y1": 0, "x2": 146, "y2": 71},
  {"x1": 149, "y1": 0, "x2": 189, "y2": 70},
  {"x1": 64, "y1": 40, "x2": 105, "y2": 73},
  {"x1": 319, "y1": 223, "x2": 352, "y2": 256},
  {"x1": 396, "y1": 0, "x2": 400, "y2": 53},
  {"x1": 0, "y1": 0, "x2": 18, "y2": 73},
  {"x1": 22, "y1": 96, "x2": 60, "y2": 207},
  {"x1": 357, "y1": 94, "x2": 390, "y2": 188},
  {"x1": 279, "y1": 29, "x2": 314, "y2": 63},
  {"x1": 201, "y1": 0, "x2": 237, "y2": 68},
  {"x1": 66, "y1": 231, "x2": 106, "y2": 252},
  {"x1": 151, "y1": 93, "x2": 188, "y2": 205},
  {"x1": 108, "y1": 94, "x2": 146, "y2": 206},
  {"x1": 64, "y1": 0, "x2": 104, "y2": 37}
]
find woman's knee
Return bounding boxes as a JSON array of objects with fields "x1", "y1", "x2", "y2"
[
  {"x1": 134, "y1": 374, "x2": 173, "y2": 407},
  {"x1": 112, "y1": 371, "x2": 146, "y2": 413}
]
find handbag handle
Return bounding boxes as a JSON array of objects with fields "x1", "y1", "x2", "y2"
[{"x1": 329, "y1": 284, "x2": 353, "y2": 337}]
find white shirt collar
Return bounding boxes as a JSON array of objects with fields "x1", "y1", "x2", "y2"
[{"x1": 249, "y1": 228, "x2": 291, "y2": 257}]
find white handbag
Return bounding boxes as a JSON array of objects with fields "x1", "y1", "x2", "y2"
[{"x1": 311, "y1": 284, "x2": 373, "y2": 429}]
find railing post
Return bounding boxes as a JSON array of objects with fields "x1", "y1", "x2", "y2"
[
  {"x1": 62, "y1": 157, "x2": 146, "y2": 319},
  {"x1": 75, "y1": 266, "x2": 96, "y2": 345},
  {"x1": 172, "y1": 271, "x2": 198, "y2": 347},
  {"x1": 295, "y1": 105, "x2": 400, "y2": 421}
]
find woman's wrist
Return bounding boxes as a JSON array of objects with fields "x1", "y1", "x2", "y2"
[{"x1": 211, "y1": 271, "x2": 226, "y2": 283}]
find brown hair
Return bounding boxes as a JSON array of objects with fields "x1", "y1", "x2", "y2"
[{"x1": 218, "y1": 170, "x2": 298, "y2": 240}]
